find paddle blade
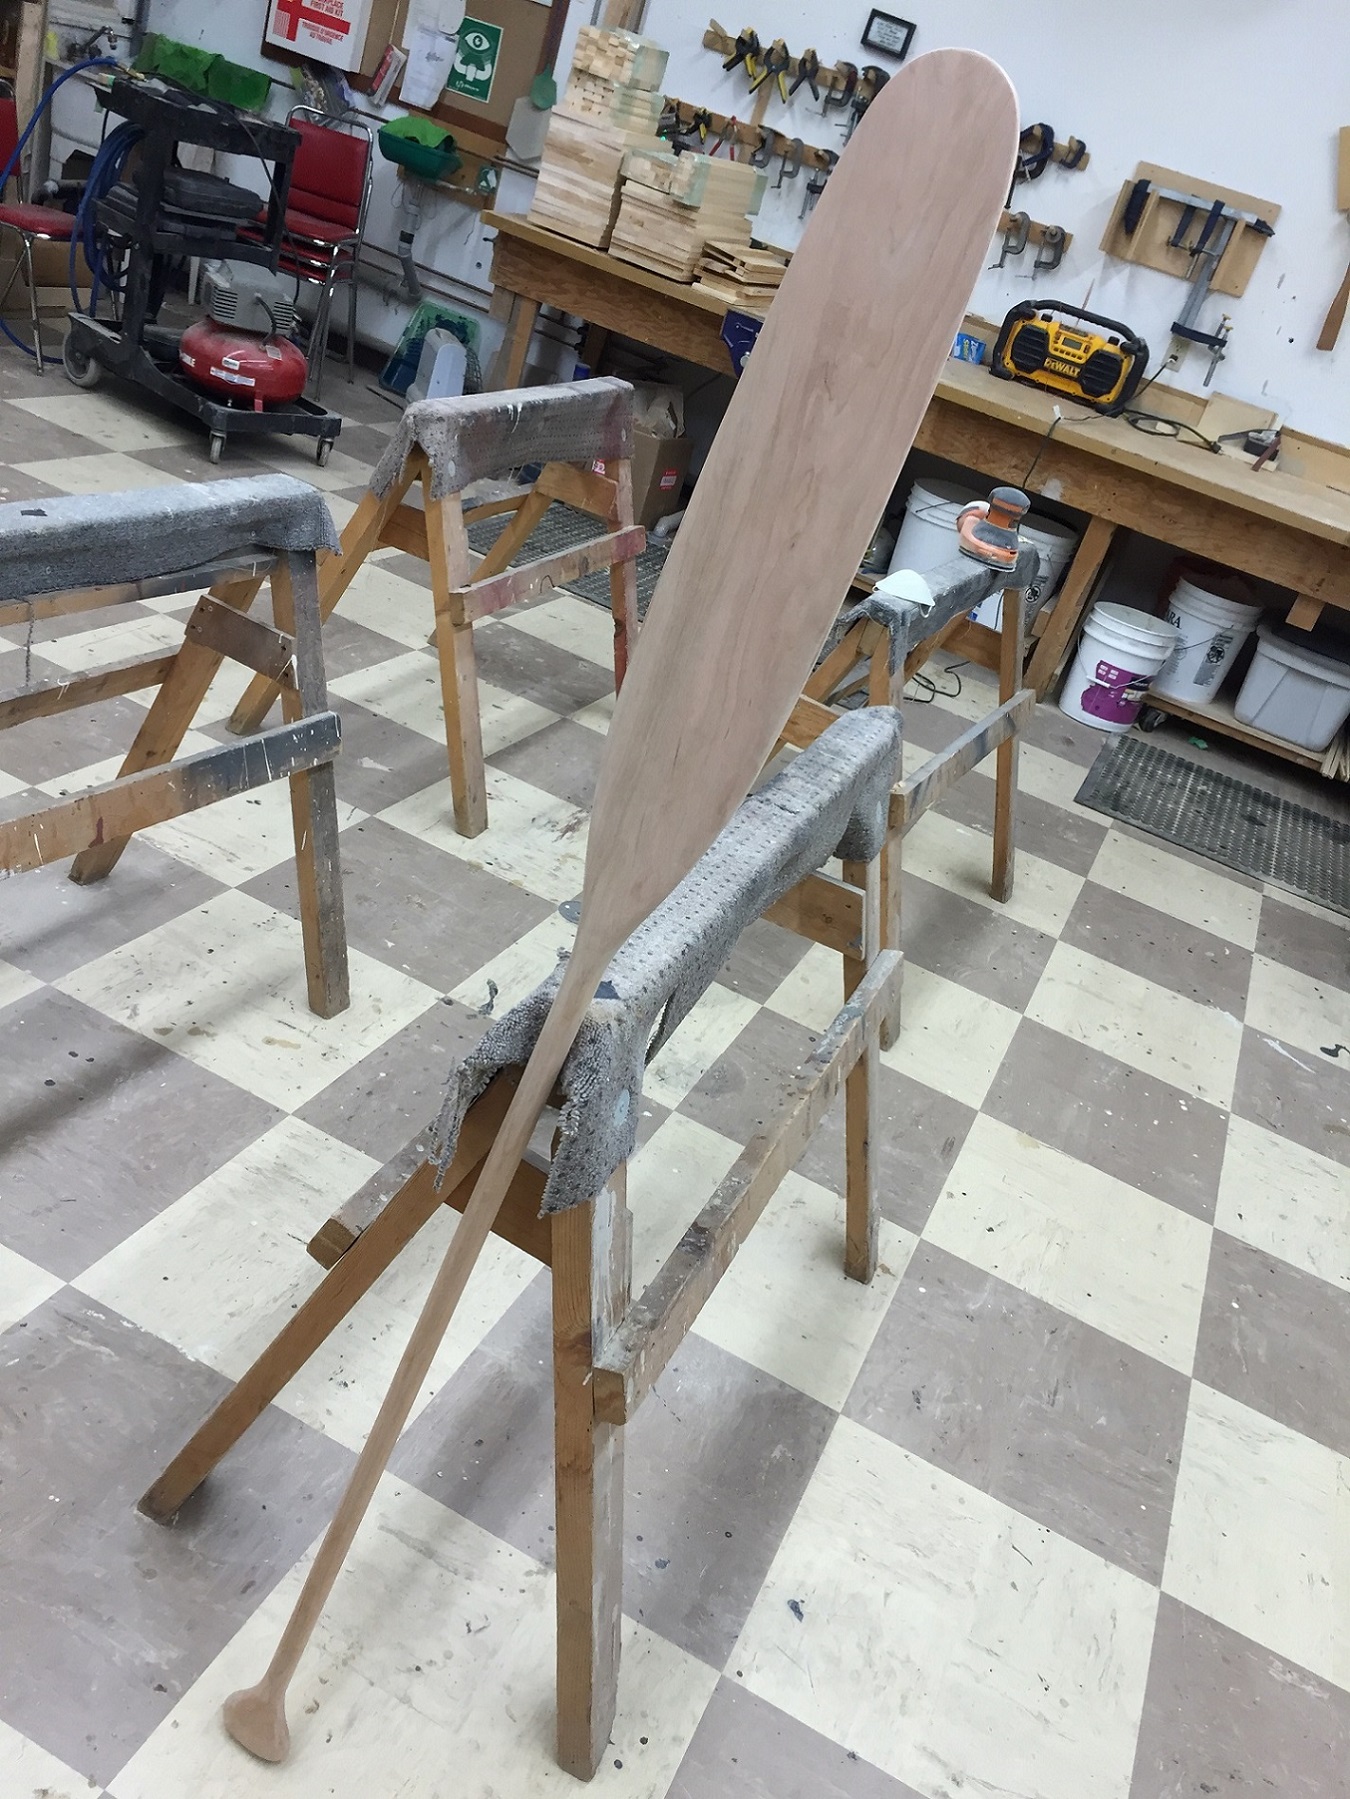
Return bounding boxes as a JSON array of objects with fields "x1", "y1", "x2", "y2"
[{"x1": 581, "y1": 49, "x2": 1019, "y2": 950}]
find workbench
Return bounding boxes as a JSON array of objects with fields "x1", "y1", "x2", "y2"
[{"x1": 482, "y1": 210, "x2": 1350, "y2": 774}]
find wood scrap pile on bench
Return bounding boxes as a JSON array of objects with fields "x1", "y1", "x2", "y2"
[
  {"x1": 694, "y1": 239, "x2": 789, "y2": 313},
  {"x1": 0, "y1": 475, "x2": 349, "y2": 1016},
  {"x1": 609, "y1": 150, "x2": 766, "y2": 282}
]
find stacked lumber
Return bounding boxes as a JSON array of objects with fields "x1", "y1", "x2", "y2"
[
  {"x1": 562, "y1": 71, "x2": 666, "y2": 132},
  {"x1": 609, "y1": 151, "x2": 766, "y2": 282},
  {"x1": 572, "y1": 23, "x2": 669, "y2": 90},
  {"x1": 693, "y1": 240, "x2": 789, "y2": 315},
  {"x1": 528, "y1": 25, "x2": 667, "y2": 249}
]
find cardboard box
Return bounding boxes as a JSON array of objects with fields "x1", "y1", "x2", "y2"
[
  {"x1": 0, "y1": 239, "x2": 92, "y2": 318},
  {"x1": 629, "y1": 425, "x2": 691, "y2": 526}
]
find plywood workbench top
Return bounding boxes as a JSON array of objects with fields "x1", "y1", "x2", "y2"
[{"x1": 931, "y1": 357, "x2": 1350, "y2": 548}]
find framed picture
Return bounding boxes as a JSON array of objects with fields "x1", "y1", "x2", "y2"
[{"x1": 861, "y1": 10, "x2": 916, "y2": 60}]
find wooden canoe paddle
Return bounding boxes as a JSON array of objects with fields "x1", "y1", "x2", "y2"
[
  {"x1": 222, "y1": 46, "x2": 1018, "y2": 1764},
  {"x1": 1318, "y1": 127, "x2": 1350, "y2": 352}
]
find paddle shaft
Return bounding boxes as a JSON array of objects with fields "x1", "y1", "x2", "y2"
[
  {"x1": 231, "y1": 948, "x2": 602, "y2": 1719},
  {"x1": 1318, "y1": 255, "x2": 1350, "y2": 350}
]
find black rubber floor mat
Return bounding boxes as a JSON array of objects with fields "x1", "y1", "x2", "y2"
[
  {"x1": 1075, "y1": 735, "x2": 1350, "y2": 917},
  {"x1": 466, "y1": 501, "x2": 669, "y2": 617}
]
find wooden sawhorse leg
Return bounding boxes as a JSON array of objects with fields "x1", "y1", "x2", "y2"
[
  {"x1": 488, "y1": 291, "x2": 542, "y2": 392},
  {"x1": 553, "y1": 1170, "x2": 631, "y2": 1779},
  {"x1": 991, "y1": 583, "x2": 1024, "y2": 906},
  {"x1": 1024, "y1": 516, "x2": 1116, "y2": 699}
]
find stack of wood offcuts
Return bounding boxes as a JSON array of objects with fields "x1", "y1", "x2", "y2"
[
  {"x1": 693, "y1": 241, "x2": 788, "y2": 315},
  {"x1": 527, "y1": 26, "x2": 668, "y2": 249},
  {"x1": 527, "y1": 24, "x2": 776, "y2": 298}
]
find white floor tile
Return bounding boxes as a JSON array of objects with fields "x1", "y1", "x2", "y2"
[
  {"x1": 0, "y1": 1716, "x2": 92, "y2": 1799},
  {"x1": 764, "y1": 941, "x2": 849, "y2": 1033},
  {"x1": 379, "y1": 770, "x2": 587, "y2": 904},
  {"x1": 1017, "y1": 741, "x2": 1108, "y2": 819},
  {"x1": 10, "y1": 390, "x2": 195, "y2": 453},
  {"x1": 643, "y1": 981, "x2": 761, "y2": 1110},
  {"x1": 1246, "y1": 954, "x2": 1350, "y2": 1065},
  {"x1": 34, "y1": 730, "x2": 220, "y2": 800},
  {"x1": 0, "y1": 953, "x2": 42, "y2": 1013},
  {"x1": 1165, "y1": 1383, "x2": 1350, "y2": 1688},
  {"x1": 1091, "y1": 829, "x2": 1262, "y2": 948},
  {"x1": 57, "y1": 888, "x2": 437, "y2": 1111},
  {"x1": 502, "y1": 592, "x2": 616, "y2": 668},
  {"x1": 734, "y1": 1417, "x2": 1157, "y2": 1799},
  {"x1": 246, "y1": 437, "x2": 371, "y2": 494},
  {"x1": 110, "y1": 1477, "x2": 718, "y2": 1799},
  {"x1": 144, "y1": 778, "x2": 363, "y2": 886},
  {"x1": 925, "y1": 1114, "x2": 1211, "y2": 1371},
  {"x1": 446, "y1": 910, "x2": 575, "y2": 1019},
  {"x1": 572, "y1": 690, "x2": 616, "y2": 735},
  {"x1": 695, "y1": 1171, "x2": 916, "y2": 1409},
  {"x1": 0, "y1": 764, "x2": 25, "y2": 799},
  {"x1": 12, "y1": 451, "x2": 186, "y2": 494},
  {"x1": 903, "y1": 808, "x2": 1083, "y2": 936},
  {"x1": 331, "y1": 648, "x2": 557, "y2": 754},
  {"x1": 32, "y1": 609, "x2": 188, "y2": 676},
  {"x1": 627, "y1": 1112, "x2": 742, "y2": 1293},
  {"x1": 879, "y1": 962, "x2": 1022, "y2": 1108},
  {"x1": 332, "y1": 560, "x2": 433, "y2": 650},
  {"x1": 1216, "y1": 1115, "x2": 1350, "y2": 1292},
  {"x1": 0, "y1": 1240, "x2": 64, "y2": 1332},
  {"x1": 74, "y1": 1117, "x2": 537, "y2": 1452},
  {"x1": 1027, "y1": 941, "x2": 1242, "y2": 1107}
]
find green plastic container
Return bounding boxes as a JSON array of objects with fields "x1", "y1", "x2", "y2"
[{"x1": 378, "y1": 117, "x2": 461, "y2": 183}]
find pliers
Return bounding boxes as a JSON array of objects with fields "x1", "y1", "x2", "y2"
[
  {"x1": 723, "y1": 28, "x2": 761, "y2": 84},
  {"x1": 749, "y1": 38, "x2": 790, "y2": 103},
  {"x1": 789, "y1": 48, "x2": 820, "y2": 101}
]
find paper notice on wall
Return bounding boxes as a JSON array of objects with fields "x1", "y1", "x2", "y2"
[
  {"x1": 401, "y1": 23, "x2": 458, "y2": 108},
  {"x1": 264, "y1": 0, "x2": 375, "y2": 72}
]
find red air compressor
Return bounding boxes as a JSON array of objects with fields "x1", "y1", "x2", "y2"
[{"x1": 178, "y1": 260, "x2": 309, "y2": 446}]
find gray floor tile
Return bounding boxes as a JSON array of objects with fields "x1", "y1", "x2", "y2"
[
  {"x1": 0, "y1": 411, "x2": 113, "y2": 463},
  {"x1": 1233, "y1": 1025, "x2": 1350, "y2": 1171},
  {"x1": 0, "y1": 1287, "x2": 352, "y2": 1787},
  {"x1": 1062, "y1": 880, "x2": 1253, "y2": 1014},
  {"x1": 474, "y1": 615, "x2": 613, "y2": 712},
  {"x1": 244, "y1": 815, "x2": 554, "y2": 991},
  {"x1": 0, "y1": 464, "x2": 69, "y2": 503},
  {"x1": 903, "y1": 870, "x2": 1058, "y2": 1010},
  {"x1": 489, "y1": 715, "x2": 605, "y2": 811},
  {"x1": 0, "y1": 987, "x2": 279, "y2": 1278},
  {"x1": 716, "y1": 915, "x2": 813, "y2": 1005},
  {"x1": 985, "y1": 1018, "x2": 1228, "y2": 1222},
  {"x1": 1194, "y1": 1231, "x2": 1350, "y2": 1457},
  {"x1": 308, "y1": 610, "x2": 409, "y2": 683},
  {"x1": 847, "y1": 1242, "x2": 1189, "y2": 1583},
  {"x1": 1130, "y1": 1595, "x2": 1350, "y2": 1798},
  {"x1": 668, "y1": 1679, "x2": 923, "y2": 1798},
  {"x1": 935, "y1": 765, "x2": 1111, "y2": 876},
  {"x1": 323, "y1": 697, "x2": 453, "y2": 813},
  {"x1": 1018, "y1": 697, "x2": 1107, "y2": 767},
  {"x1": 681, "y1": 1006, "x2": 973, "y2": 1235},
  {"x1": 0, "y1": 692, "x2": 154, "y2": 786},
  {"x1": 0, "y1": 840, "x2": 225, "y2": 983},
  {"x1": 392, "y1": 1277, "x2": 837, "y2": 1668},
  {"x1": 296, "y1": 995, "x2": 488, "y2": 1165},
  {"x1": 1256, "y1": 893, "x2": 1350, "y2": 994}
]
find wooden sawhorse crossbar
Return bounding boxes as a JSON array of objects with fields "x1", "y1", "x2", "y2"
[
  {"x1": 139, "y1": 713, "x2": 900, "y2": 1778},
  {"x1": 0, "y1": 476, "x2": 349, "y2": 1016},
  {"x1": 222, "y1": 378, "x2": 645, "y2": 839},
  {"x1": 776, "y1": 543, "x2": 1040, "y2": 1045}
]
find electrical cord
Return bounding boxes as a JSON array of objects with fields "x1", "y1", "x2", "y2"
[{"x1": 0, "y1": 54, "x2": 118, "y2": 358}]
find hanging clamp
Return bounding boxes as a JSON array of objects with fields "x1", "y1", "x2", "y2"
[
  {"x1": 1032, "y1": 224, "x2": 1067, "y2": 274},
  {"x1": 790, "y1": 48, "x2": 820, "y2": 100},
  {"x1": 749, "y1": 127, "x2": 775, "y2": 169},
  {"x1": 991, "y1": 211, "x2": 1031, "y2": 268},
  {"x1": 723, "y1": 28, "x2": 761, "y2": 82},
  {"x1": 749, "y1": 38, "x2": 791, "y2": 103},
  {"x1": 775, "y1": 137, "x2": 803, "y2": 187}
]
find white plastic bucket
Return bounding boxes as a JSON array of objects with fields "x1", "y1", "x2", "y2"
[
  {"x1": 886, "y1": 477, "x2": 984, "y2": 576},
  {"x1": 1150, "y1": 573, "x2": 1262, "y2": 703},
  {"x1": 970, "y1": 511, "x2": 1080, "y2": 629},
  {"x1": 1059, "y1": 602, "x2": 1180, "y2": 732}
]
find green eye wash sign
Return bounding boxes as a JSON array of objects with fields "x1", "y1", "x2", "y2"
[{"x1": 447, "y1": 17, "x2": 503, "y2": 103}]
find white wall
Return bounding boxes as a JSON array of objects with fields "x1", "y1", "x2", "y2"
[
  {"x1": 146, "y1": 0, "x2": 1350, "y2": 439},
  {"x1": 557, "y1": 0, "x2": 1350, "y2": 442}
]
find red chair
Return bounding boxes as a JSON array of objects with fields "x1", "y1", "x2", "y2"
[
  {"x1": 275, "y1": 106, "x2": 372, "y2": 403},
  {"x1": 0, "y1": 94, "x2": 77, "y2": 373}
]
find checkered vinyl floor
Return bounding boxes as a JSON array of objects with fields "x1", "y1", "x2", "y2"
[{"x1": 1, "y1": 351, "x2": 1349, "y2": 1799}]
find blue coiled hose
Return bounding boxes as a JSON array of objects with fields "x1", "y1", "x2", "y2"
[
  {"x1": 72, "y1": 119, "x2": 142, "y2": 312},
  {"x1": 0, "y1": 55, "x2": 118, "y2": 358}
]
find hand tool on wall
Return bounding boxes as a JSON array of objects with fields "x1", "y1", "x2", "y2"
[
  {"x1": 219, "y1": 47, "x2": 1020, "y2": 1769},
  {"x1": 1032, "y1": 223, "x2": 1066, "y2": 274},
  {"x1": 823, "y1": 60, "x2": 858, "y2": 118},
  {"x1": 1016, "y1": 122, "x2": 1055, "y2": 181},
  {"x1": 723, "y1": 27, "x2": 761, "y2": 82},
  {"x1": 790, "y1": 47, "x2": 821, "y2": 100},
  {"x1": 749, "y1": 38, "x2": 790, "y2": 103},
  {"x1": 1317, "y1": 126, "x2": 1350, "y2": 351},
  {"x1": 750, "y1": 126, "x2": 775, "y2": 167},
  {"x1": 775, "y1": 137, "x2": 803, "y2": 187},
  {"x1": 991, "y1": 209, "x2": 1030, "y2": 267},
  {"x1": 800, "y1": 147, "x2": 837, "y2": 216}
]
